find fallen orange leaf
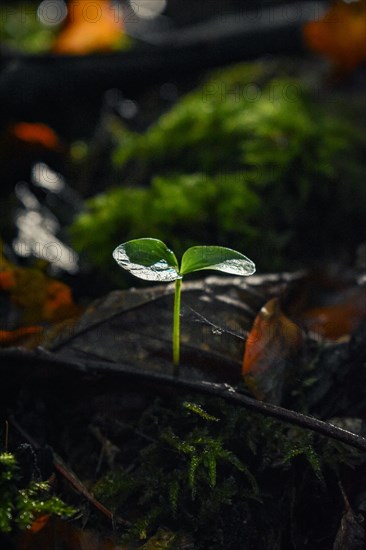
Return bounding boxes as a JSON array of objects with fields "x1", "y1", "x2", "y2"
[
  {"x1": 18, "y1": 516, "x2": 126, "y2": 550},
  {"x1": 298, "y1": 292, "x2": 366, "y2": 340},
  {"x1": 243, "y1": 298, "x2": 303, "y2": 403},
  {"x1": 29, "y1": 514, "x2": 50, "y2": 534},
  {"x1": 53, "y1": 0, "x2": 126, "y2": 55},
  {"x1": 0, "y1": 326, "x2": 42, "y2": 345},
  {"x1": 12, "y1": 123, "x2": 60, "y2": 150},
  {"x1": 42, "y1": 280, "x2": 81, "y2": 322},
  {"x1": 0, "y1": 270, "x2": 16, "y2": 290},
  {"x1": 304, "y1": 0, "x2": 366, "y2": 72},
  {"x1": 0, "y1": 254, "x2": 81, "y2": 345}
]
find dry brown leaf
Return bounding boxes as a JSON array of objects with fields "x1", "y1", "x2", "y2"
[
  {"x1": 304, "y1": 0, "x2": 366, "y2": 73},
  {"x1": 242, "y1": 298, "x2": 303, "y2": 403}
]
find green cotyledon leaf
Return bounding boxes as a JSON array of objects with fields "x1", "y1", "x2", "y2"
[
  {"x1": 180, "y1": 246, "x2": 255, "y2": 277},
  {"x1": 113, "y1": 238, "x2": 181, "y2": 282}
]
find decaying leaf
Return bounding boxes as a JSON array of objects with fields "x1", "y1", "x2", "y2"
[
  {"x1": 0, "y1": 251, "x2": 81, "y2": 346},
  {"x1": 304, "y1": 0, "x2": 366, "y2": 73},
  {"x1": 0, "y1": 327, "x2": 42, "y2": 346},
  {"x1": 300, "y1": 299, "x2": 366, "y2": 341},
  {"x1": 18, "y1": 516, "x2": 126, "y2": 550},
  {"x1": 0, "y1": 258, "x2": 80, "y2": 325},
  {"x1": 286, "y1": 273, "x2": 366, "y2": 341},
  {"x1": 42, "y1": 273, "x2": 291, "y2": 383},
  {"x1": 53, "y1": 0, "x2": 127, "y2": 55},
  {"x1": 242, "y1": 298, "x2": 303, "y2": 404},
  {"x1": 12, "y1": 123, "x2": 60, "y2": 151},
  {"x1": 28, "y1": 514, "x2": 50, "y2": 534}
]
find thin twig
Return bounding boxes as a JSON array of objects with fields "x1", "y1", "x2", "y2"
[
  {"x1": 3, "y1": 348, "x2": 366, "y2": 452},
  {"x1": 47, "y1": 354, "x2": 366, "y2": 453},
  {"x1": 125, "y1": 372, "x2": 366, "y2": 452}
]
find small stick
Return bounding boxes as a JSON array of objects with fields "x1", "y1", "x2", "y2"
[{"x1": 3, "y1": 348, "x2": 366, "y2": 453}]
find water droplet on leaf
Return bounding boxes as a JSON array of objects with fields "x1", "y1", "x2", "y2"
[{"x1": 113, "y1": 241, "x2": 181, "y2": 282}]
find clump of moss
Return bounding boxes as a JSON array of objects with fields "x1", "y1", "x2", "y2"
[
  {"x1": 0, "y1": 3, "x2": 57, "y2": 54},
  {"x1": 93, "y1": 396, "x2": 360, "y2": 549},
  {"x1": 72, "y1": 172, "x2": 264, "y2": 275},
  {"x1": 71, "y1": 61, "x2": 365, "y2": 276},
  {"x1": 0, "y1": 452, "x2": 74, "y2": 535}
]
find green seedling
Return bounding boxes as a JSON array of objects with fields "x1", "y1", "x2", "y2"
[{"x1": 113, "y1": 238, "x2": 255, "y2": 372}]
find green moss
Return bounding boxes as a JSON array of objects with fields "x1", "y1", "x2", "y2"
[
  {"x1": 72, "y1": 171, "x2": 268, "y2": 275},
  {"x1": 71, "y1": 61, "x2": 365, "y2": 275},
  {"x1": 93, "y1": 396, "x2": 360, "y2": 549},
  {"x1": 0, "y1": 4, "x2": 58, "y2": 54},
  {"x1": 0, "y1": 452, "x2": 74, "y2": 534}
]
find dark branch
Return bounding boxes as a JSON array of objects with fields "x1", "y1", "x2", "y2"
[{"x1": 2, "y1": 347, "x2": 366, "y2": 452}]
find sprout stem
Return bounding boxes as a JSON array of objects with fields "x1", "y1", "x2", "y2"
[{"x1": 173, "y1": 278, "x2": 182, "y2": 373}]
